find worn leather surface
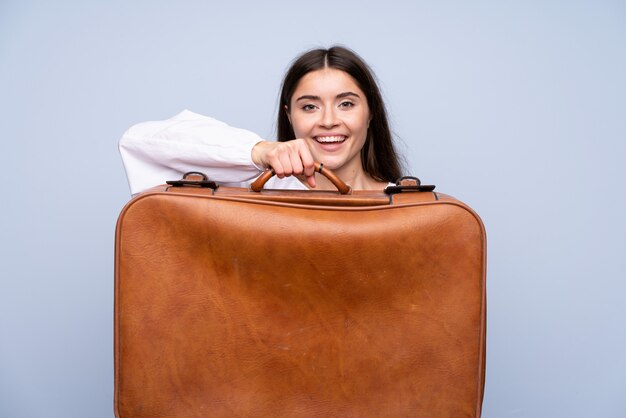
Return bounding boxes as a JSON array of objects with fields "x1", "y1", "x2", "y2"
[{"x1": 115, "y1": 187, "x2": 486, "y2": 417}]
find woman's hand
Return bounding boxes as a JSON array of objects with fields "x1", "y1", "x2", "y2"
[{"x1": 251, "y1": 139, "x2": 316, "y2": 188}]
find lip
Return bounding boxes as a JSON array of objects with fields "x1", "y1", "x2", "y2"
[
  {"x1": 312, "y1": 135, "x2": 347, "y2": 152},
  {"x1": 313, "y1": 134, "x2": 347, "y2": 144}
]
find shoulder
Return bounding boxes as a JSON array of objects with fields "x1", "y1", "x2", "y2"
[
  {"x1": 123, "y1": 110, "x2": 228, "y2": 137},
  {"x1": 169, "y1": 110, "x2": 228, "y2": 126}
]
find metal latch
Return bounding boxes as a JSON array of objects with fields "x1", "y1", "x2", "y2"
[
  {"x1": 384, "y1": 176, "x2": 436, "y2": 194},
  {"x1": 166, "y1": 172, "x2": 219, "y2": 189}
]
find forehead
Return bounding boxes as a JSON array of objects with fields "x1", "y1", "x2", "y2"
[{"x1": 292, "y1": 68, "x2": 365, "y2": 99}]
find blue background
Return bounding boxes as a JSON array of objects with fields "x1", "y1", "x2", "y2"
[{"x1": 1, "y1": 1, "x2": 625, "y2": 417}]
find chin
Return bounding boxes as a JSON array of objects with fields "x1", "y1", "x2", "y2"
[{"x1": 315, "y1": 157, "x2": 344, "y2": 171}]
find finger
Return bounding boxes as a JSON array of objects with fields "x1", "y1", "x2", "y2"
[
  {"x1": 289, "y1": 151, "x2": 304, "y2": 176},
  {"x1": 297, "y1": 141, "x2": 316, "y2": 178},
  {"x1": 306, "y1": 174, "x2": 316, "y2": 188},
  {"x1": 265, "y1": 150, "x2": 284, "y2": 177},
  {"x1": 277, "y1": 152, "x2": 293, "y2": 177},
  {"x1": 270, "y1": 158, "x2": 284, "y2": 178},
  {"x1": 296, "y1": 142, "x2": 316, "y2": 188}
]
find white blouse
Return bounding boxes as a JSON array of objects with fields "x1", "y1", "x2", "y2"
[{"x1": 119, "y1": 110, "x2": 306, "y2": 195}]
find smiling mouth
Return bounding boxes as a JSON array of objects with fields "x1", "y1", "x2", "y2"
[{"x1": 314, "y1": 135, "x2": 347, "y2": 144}]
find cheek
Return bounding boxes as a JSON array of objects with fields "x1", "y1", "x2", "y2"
[
  {"x1": 290, "y1": 115, "x2": 313, "y2": 138},
  {"x1": 347, "y1": 113, "x2": 370, "y2": 135},
  {"x1": 290, "y1": 122, "x2": 304, "y2": 138}
]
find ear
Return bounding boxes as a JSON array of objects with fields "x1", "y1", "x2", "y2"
[{"x1": 284, "y1": 105, "x2": 291, "y2": 124}]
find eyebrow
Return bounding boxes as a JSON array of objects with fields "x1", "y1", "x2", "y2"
[{"x1": 295, "y1": 91, "x2": 361, "y2": 102}]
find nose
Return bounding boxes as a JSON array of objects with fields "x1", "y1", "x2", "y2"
[{"x1": 319, "y1": 106, "x2": 339, "y2": 128}]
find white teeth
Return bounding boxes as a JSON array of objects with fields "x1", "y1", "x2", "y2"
[{"x1": 316, "y1": 136, "x2": 345, "y2": 143}]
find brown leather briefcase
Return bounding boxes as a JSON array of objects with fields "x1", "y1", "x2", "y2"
[{"x1": 115, "y1": 166, "x2": 486, "y2": 418}]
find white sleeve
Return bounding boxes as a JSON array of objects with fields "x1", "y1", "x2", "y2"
[{"x1": 119, "y1": 110, "x2": 267, "y2": 195}]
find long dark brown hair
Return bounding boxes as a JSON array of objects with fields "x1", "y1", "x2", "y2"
[{"x1": 277, "y1": 46, "x2": 403, "y2": 183}]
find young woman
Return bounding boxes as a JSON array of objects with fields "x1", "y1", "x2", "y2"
[{"x1": 119, "y1": 46, "x2": 403, "y2": 195}]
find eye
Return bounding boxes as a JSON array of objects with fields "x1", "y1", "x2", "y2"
[
  {"x1": 302, "y1": 104, "x2": 318, "y2": 111},
  {"x1": 339, "y1": 101, "x2": 354, "y2": 108}
]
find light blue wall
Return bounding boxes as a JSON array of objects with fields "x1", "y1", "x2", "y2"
[{"x1": 1, "y1": 1, "x2": 624, "y2": 417}]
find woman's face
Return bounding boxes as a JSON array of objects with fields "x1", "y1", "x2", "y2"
[{"x1": 287, "y1": 68, "x2": 371, "y2": 176}]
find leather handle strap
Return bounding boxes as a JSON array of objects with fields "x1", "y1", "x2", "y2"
[{"x1": 250, "y1": 162, "x2": 352, "y2": 195}]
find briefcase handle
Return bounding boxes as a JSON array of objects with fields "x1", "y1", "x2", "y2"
[{"x1": 250, "y1": 162, "x2": 352, "y2": 195}]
